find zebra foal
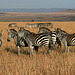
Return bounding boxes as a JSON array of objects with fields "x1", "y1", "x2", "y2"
[
  {"x1": 56, "y1": 28, "x2": 75, "y2": 52},
  {"x1": 18, "y1": 28, "x2": 51, "y2": 55}
]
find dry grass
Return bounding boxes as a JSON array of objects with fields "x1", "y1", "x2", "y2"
[{"x1": 0, "y1": 22, "x2": 75, "y2": 75}]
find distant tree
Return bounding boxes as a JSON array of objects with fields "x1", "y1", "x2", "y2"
[{"x1": 31, "y1": 20, "x2": 34, "y2": 22}]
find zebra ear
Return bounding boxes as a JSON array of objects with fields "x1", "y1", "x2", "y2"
[
  {"x1": 6, "y1": 29, "x2": 9, "y2": 32},
  {"x1": 20, "y1": 27, "x2": 24, "y2": 30}
]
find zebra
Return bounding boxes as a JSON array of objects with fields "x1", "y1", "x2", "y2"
[
  {"x1": 6, "y1": 29, "x2": 28, "y2": 55},
  {"x1": 25, "y1": 23, "x2": 30, "y2": 28},
  {"x1": 8, "y1": 23, "x2": 17, "y2": 27},
  {"x1": 56, "y1": 28, "x2": 75, "y2": 52},
  {"x1": 37, "y1": 23, "x2": 53, "y2": 28},
  {"x1": 25, "y1": 23, "x2": 39, "y2": 28},
  {"x1": 6, "y1": 28, "x2": 38, "y2": 55},
  {"x1": 31, "y1": 23, "x2": 39, "y2": 28},
  {"x1": 18, "y1": 28, "x2": 51, "y2": 55},
  {"x1": 38, "y1": 27, "x2": 52, "y2": 34},
  {"x1": 38, "y1": 27, "x2": 61, "y2": 49},
  {"x1": 0, "y1": 30, "x2": 3, "y2": 47}
]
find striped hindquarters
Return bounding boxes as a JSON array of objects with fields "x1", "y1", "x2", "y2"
[
  {"x1": 35, "y1": 34, "x2": 50, "y2": 47},
  {"x1": 71, "y1": 36, "x2": 75, "y2": 45},
  {"x1": 51, "y1": 31, "x2": 56, "y2": 44}
]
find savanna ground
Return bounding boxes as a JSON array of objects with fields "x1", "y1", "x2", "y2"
[
  {"x1": 0, "y1": 22, "x2": 75, "y2": 75},
  {"x1": 0, "y1": 12, "x2": 75, "y2": 22}
]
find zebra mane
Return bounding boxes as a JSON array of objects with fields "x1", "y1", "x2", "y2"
[
  {"x1": 10, "y1": 29, "x2": 17, "y2": 34},
  {"x1": 39, "y1": 27, "x2": 51, "y2": 31},
  {"x1": 24, "y1": 29, "x2": 35, "y2": 35},
  {"x1": 57, "y1": 28, "x2": 67, "y2": 34}
]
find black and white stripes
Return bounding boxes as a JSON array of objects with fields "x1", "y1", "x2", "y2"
[
  {"x1": 56, "y1": 28, "x2": 75, "y2": 52},
  {"x1": 38, "y1": 27, "x2": 61, "y2": 49},
  {"x1": 5, "y1": 27, "x2": 75, "y2": 55},
  {"x1": 72, "y1": 37, "x2": 75, "y2": 44},
  {"x1": 18, "y1": 28, "x2": 51, "y2": 55}
]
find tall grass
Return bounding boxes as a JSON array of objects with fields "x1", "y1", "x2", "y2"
[{"x1": 0, "y1": 22, "x2": 75, "y2": 75}]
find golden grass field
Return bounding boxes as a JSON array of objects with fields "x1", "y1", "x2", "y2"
[{"x1": 0, "y1": 22, "x2": 75, "y2": 75}]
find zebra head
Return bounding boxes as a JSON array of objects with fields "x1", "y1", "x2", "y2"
[
  {"x1": 17, "y1": 27, "x2": 25, "y2": 38},
  {"x1": 55, "y1": 28, "x2": 67, "y2": 41},
  {"x1": 48, "y1": 23, "x2": 53, "y2": 28},
  {"x1": 0, "y1": 30, "x2": 3, "y2": 47},
  {"x1": 6, "y1": 29, "x2": 17, "y2": 42},
  {"x1": 18, "y1": 27, "x2": 30, "y2": 39}
]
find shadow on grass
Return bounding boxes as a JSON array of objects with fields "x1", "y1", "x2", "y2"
[
  {"x1": 55, "y1": 47, "x2": 75, "y2": 54},
  {"x1": 5, "y1": 47, "x2": 30, "y2": 55},
  {"x1": 22, "y1": 51, "x2": 30, "y2": 55},
  {"x1": 6, "y1": 47, "x2": 18, "y2": 54}
]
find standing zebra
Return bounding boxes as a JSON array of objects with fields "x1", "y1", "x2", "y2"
[
  {"x1": 38, "y1": 27, "x2": 61, "y2": 49},
  {"x1": 56, "y1": 28, "x2": 75, "y2": 52},
  {"x1": 0, "y1": 30, "x2": 3, "y2": 47},
  {"x1": 18, "y1": 28, "x2": 51, "y2": 55},
  {"x1": 6, "y1": 29, "x2": 28, "y2": 55}
]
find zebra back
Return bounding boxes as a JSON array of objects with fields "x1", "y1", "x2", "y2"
[{"x1": 38, "y1": 27, "x2": 52, "y2": 34}]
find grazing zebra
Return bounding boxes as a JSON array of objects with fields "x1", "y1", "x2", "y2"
[
  {"x1": 18, "y1": 28, "x2": 51, "y2": 55},
  {"x1": 25, "y1": 23, "x2": 30, "y2": 28},
  {"x1": 38, "y1": 27, "x2": 61, "y2": 49},
  {"x1": 6, "y1": 29, "x2": 28, "y2": 55},
  {"x1": 8, "y1": 23, "x2": 17, "y2": 27},
  {"x1": 0, "y1": 30, "x2": 3, "y2": 47},
  {"x1": 56, "y1": 28, "x2": 75, "y2": 52},
  {"x1": 25, "y1": 23, "x2": 39, "y2": 28},
  {"x1": 37, "y1": 23, "x2": 53, "y2": 28}
]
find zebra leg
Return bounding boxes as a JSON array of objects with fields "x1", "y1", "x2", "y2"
[
  {"x1": 67, "y1": 46, "x2": 69, "y2": 52},
  {"x1": 56, "y1": 38, "x2": 61, "y2": 48},
  {"x1": 34, "y1": 46, "x2": 38, "y2": 52},
  {"x1": 53, "y1": 42, "x2": 56, "y2": 49},
  {"x1": 44, "y1": 42, "x2": 51, "y2": 54},
  {"x1": 62, "y1": 39, "x2": 68, "y2": 52},
  {"x1": 17, "y1": 46, "x2": 20, "y2": 55},
  {"x1": 29, "y1": 45, "x2": 34, "y2": 56}
]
